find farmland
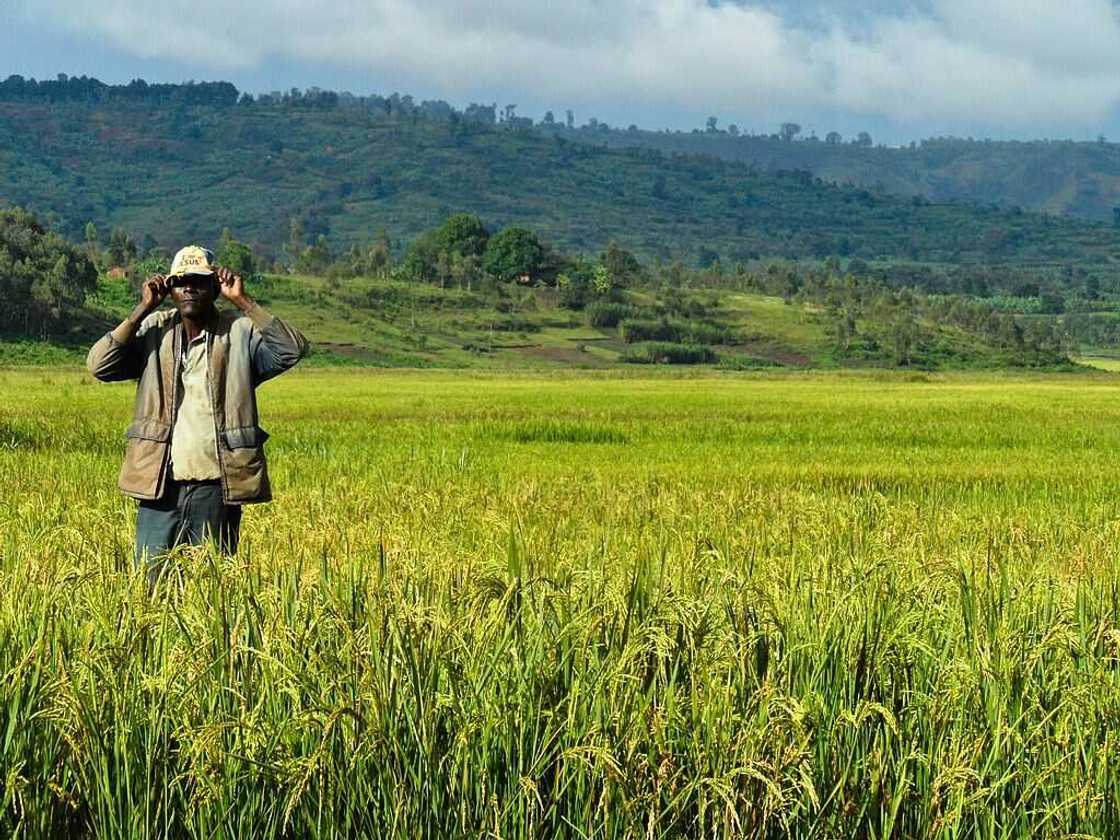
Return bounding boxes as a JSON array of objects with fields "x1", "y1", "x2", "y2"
[{"x1": 3, "y1": 367, "x2": 1120, "y2": 837}]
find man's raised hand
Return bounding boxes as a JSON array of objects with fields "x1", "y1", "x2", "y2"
[
  {"x1": 215, "y1": 266, "x2": 247, "y2": 304},
  {"x1": 140, "y1": 274, "x2": 169, "y2": 314}
]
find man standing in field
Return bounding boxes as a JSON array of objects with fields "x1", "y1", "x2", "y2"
[{"x1": 87, "y1": 245, "x2": 308, "y2": 584}]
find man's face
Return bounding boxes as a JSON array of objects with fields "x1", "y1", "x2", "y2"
[{"x1": 169, "y1": 273, "x2": 217, "y2": 318}]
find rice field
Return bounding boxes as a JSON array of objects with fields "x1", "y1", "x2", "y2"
[{"x1": 3, "y1": 367, "x2": 1120, "y2": 838}]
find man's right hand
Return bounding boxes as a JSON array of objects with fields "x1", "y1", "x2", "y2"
[
  {"x1": 139, "y1": 274, "x2": 170, "y2": 314},
  {"x1": 112, "y1": 274, "x2": 169, "y2": 346}
]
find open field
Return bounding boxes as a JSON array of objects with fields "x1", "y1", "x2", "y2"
[
  {"x1": 1075, "y1": 353, "x2": 1120, "y2": 372},
  {"x1": 4, "y1": 367, "x2": 1120, "y2": 837}
]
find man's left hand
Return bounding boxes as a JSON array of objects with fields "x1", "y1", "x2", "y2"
[{"x1": 215, "y1": 266, "x2": 248, "y2": 305}]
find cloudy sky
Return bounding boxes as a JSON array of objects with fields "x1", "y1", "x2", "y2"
[{"x1": 4, "y1": 0, "x2": 1120, "y2": 143}]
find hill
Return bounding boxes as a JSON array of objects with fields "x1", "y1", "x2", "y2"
[
  {"x1": 2, "y1": 77, "x2": 1119, "y2": 280},
  {"x1": 1, "y1": 258, "x2": 1073, "y2": 373},
  {"x1": 547, "y1": 124, "x2": 1120, "y2": 223}
]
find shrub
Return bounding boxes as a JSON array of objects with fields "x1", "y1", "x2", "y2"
[
  {"x1": 621, "y1": 342, "x2": 717, "y2": 364},
  {"x1": 619, "y1": 318, "x2": 680, "y2": 343},
  {"x1": 586, "y1": 302, "x2": 633, "y2": 328},
  {"x1": 681, "y1": 321, "x2": 734, "y2": 345},
  {"x1": 619, "y1": 317, "x2": 733, "y2": 345}
]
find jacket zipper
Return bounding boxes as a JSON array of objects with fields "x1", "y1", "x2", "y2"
[
  {"x1": 156, "y1": 319, "x2": 182, "y2": 500},
  {"x1": 206, "y1": 330, "x2": 229, "y2": 504}
]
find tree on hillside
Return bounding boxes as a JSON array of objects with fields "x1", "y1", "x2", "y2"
[
  {"x1": 342, "y1": 229, "x2": 394, "y2": 279},
  {"x1": 217, "y1": 228, "x2": 256, "y2": 276},
  {"x1": 483, "y1": 228, "x2": 548, "y2": 283},
  {"x1": 0, "y1": 207, "x2": 98, "y2": 333},
  {"x1": 286, "y1": 218, "x2": 306, "y2": 267},
  {"x1": 1039, "y1": 291, "x2": 1065, "y2": 314},
  {"x1": 890, "y1": 307, "x2": 919, "y2": 366},
  {"x1": 438, "y1": 213, "x2": 489, "y2": 259},
  {"x1": 83, "y1": 221, "x2": 100, "y2": 262},
  {"x1": 403, "y1": 230, "x2": 442, "y2": 284},
  {"x1": 600, "y1": 241, "x2": 642, "y2": 286},
  {"x1": 106, "y1": 227, "x2": 137, "y2": 268},
  {"x1": 403, "y1": 214, "x2": 489, "y2": 286},
  {"x1": 296, "y1": 234, "x2": 332, "y2": 275},
  {"x1": 780, "y1": 123, "x2": 802, "y2": 142}
]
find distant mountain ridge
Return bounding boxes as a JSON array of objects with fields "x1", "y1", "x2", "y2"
[
  {"x1": 550, "y1": 126, "x2": 1120, "y2": 223},
  {"x1": 5, "y1": 74, "x2": 1120, "y2": 223}
]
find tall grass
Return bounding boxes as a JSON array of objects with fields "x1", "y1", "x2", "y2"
[{"x1": 3, "y1": 368, "x2": 1120, "y2": 837}]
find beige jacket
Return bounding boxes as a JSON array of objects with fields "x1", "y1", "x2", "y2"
[{"x1": 87, "y1": 302, "x2": 309, "y2": 504}]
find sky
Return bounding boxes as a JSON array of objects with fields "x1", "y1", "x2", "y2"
[{"x1": 4, "y1": 0, "x2": 1120, "y2": 144}]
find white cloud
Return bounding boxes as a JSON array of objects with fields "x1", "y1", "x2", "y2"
[
  {"x1": 14, "y1": 0, "x2": 1120, "y2": 132},
  {"x1": 827, "y1": 0, "x2": 1120, "y2": 125}
]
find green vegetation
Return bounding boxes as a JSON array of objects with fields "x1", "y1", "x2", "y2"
[
  {"x1": 620, "y1": 341, "x2": 717, "y2": 364},
  {"x1": 3, "y1": 77, "x2": 1120, "y2": 282},
  {"x1": 0, "y1": 206, "x2": 97, "y2": 334},
  {"x1": 4, "y1": 368, "x2": 1120, "y2": 836},
  {"x1": 9, "y1": 77, "x2": 1120, "y2": 363},
  {"x1": 22, "y1": 262, "x2": 1068, "y2": 371},
  {"x1": 0, "y1": 205, "x2": 1078, "y2": 371},
  {"x1": 559, "y1": 123, "x2": 1120, "y2": 224}
]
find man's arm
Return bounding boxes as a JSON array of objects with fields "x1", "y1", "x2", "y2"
[
  {"x1": 216, "y1": 267, "x2": 309, "y2": 384},
  {"x1": 86, "y1": 275, "x2": 169, "y2": 382}
]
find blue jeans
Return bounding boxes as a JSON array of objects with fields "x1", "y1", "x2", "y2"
[{"x1": 135, "y1": 478, "x2": 242, "y2": 585}]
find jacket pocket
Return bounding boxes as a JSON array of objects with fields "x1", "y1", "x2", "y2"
[
  {"x1": 222, "y1": 425, "x2": 270, "y2": 449},
  {"x1": 119, "y1": 437, "x2": 169, "y2": 499},
  {"x1": 125, "y1": 419, "x2": 172, "y2": 442},
  {"x1": 220, "y1": 426, "x2": 270, "y2": 502}
]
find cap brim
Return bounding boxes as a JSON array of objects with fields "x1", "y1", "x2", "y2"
[{"x1": 171, "y1": 266, "x2": 216, "y2": 278}]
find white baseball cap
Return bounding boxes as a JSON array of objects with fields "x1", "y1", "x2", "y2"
[{"x1": 168, "y1": 245, "x2": 215, "y2": 278}]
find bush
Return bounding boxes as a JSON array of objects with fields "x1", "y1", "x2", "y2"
[
  {"x1": 619, "y1": 317, "x2": 733, "y2": 345},
  {"x1": 619, "y1": 318, "x2": 680, "y2": 343},
  {"x1": 586, "y1": 302, "x2": 633, "y2": 328},
  {"x1": 621, "y1": 342, "x2": 717, "y2": 365},
  {"x1": 217, "y1": 234, "x2": 256, "y2": 276},
  {"x1": 681, "y1": 321, "x2": 734, "y2": 345},
  {"x1": 558, "y1": 276, "x2": 590, "y2": 310}
]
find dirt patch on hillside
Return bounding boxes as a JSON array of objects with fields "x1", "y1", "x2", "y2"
[
  {"x1": 515, "y1": 345, "x2": 610, "y2": 366},
  {"x1": 737, "y1": 341, "x2": 813, "y2": 367}
]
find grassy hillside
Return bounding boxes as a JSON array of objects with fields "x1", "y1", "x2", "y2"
[
  {"x1": 2, "y1": 269, "x2": 1073, "y2": 372},
  {"x1": 550, "y1": 125, "x2": 1120, "y2": 223},
  {"x1": 2, "y1": 97, "x2": 1119, "y2": 275}
]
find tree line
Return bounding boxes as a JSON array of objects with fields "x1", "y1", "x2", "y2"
[
  {"x1": 0, "y1": 75, "x2": 238, "y2": 107},
  {"x1": 2, "y1": 75, "x2": 874, "y2": 142}
]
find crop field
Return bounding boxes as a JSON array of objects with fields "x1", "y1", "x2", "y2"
[{"x1": 3, "y1": 367, "x2": 1120, "y2": 838}]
